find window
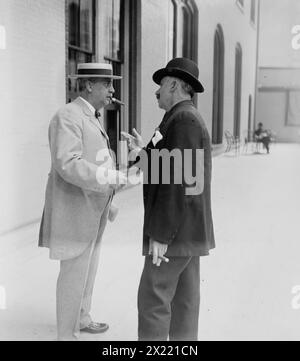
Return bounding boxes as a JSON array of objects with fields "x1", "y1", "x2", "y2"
[
  {"x1": 287, "y1": 91, "x2": 300, "y2": 126},
  {"x1": 102, "y1": 0, "x2": 123, "y2": 103},
  {"x1": 250, "y1": 0, "x2": 256, "y2": 24},
  {"x1": 67, "y1": 0, "x2": 96, "y2": 102},
  {"x1": 102, "y1": 0, "x2": 122, "y2": 62},
  {"x1": 98, "y1": 0, "x2": 140, "y2": 168},
  {"x1": 100, "y1": 0, "x2": 124, "y2": 166},
  {"x1": 171, "y1": 0, "x2": 198, "y2": 61}
]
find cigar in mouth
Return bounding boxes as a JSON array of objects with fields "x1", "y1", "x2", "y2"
[{"x1": 111, "y1": 97, "x2": 125, "y2": 106}]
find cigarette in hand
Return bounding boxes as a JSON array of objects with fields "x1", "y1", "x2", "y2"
[
  {"x1": 121, "y1": 132, "x2": 135, "y2": 141},
  {"x1": 158, "y1": 256, "x2": 169, "y2": 263}
]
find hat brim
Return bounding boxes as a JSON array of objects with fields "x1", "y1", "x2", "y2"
[
  {"x1": 69, "y1": 75, "x2": 122, "y2": 80},
  {"x1": 153, "y1": 68, "x2": 204, "y2": 93}
]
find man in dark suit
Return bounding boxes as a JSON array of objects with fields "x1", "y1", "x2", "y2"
[{"x1": 123, "y1": 58, "x2": 215, "y2": 341}]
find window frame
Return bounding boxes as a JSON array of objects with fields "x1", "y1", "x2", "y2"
[
  {"x1": 66, "y1": 0, "x2": 96, "y2": 102},
  {"x1": 171, "y1": 0, "x2": 198, "y2": 62},
  {"x1": 286, "y1": 90, "x2": 300, "y2": 127}
]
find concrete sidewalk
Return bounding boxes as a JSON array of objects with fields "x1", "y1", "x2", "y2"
[{"x1": 0, "y1": 143, "x2": 300, "y2": 341}]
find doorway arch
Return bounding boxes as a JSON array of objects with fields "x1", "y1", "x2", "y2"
[
  {"x1": 234, "y1": 43, "x2": 243, "y2": 138},
  {"x1": 171, "y1": 0, "x2": 199, "y2": 62},
  {"x1": 212, "y1": 25, "x2": 225, "y2": 145}
]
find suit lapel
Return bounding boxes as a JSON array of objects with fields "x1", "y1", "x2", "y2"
[
  {"x1": 94, "y1": 116, "x2": 110, "y2": 142},
  {"x1": 147, "y1": 101, "x2": 193, "y2": 149},
  {"x1": 73, "y1": 97, "x2": 110, "y2": 141}
]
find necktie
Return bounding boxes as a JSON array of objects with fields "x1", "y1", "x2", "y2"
[
  {"x1": 94, "y1": 110, "x2": 107, "y2": 137},
  {"x1": 95, "y1": 111, "x2": 113, "y2": 155}
]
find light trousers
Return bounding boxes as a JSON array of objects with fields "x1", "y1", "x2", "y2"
[{"x1": 56, "y1": 203, "x2": 110, "y2": 341}]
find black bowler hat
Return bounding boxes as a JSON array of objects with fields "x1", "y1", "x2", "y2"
[{"x1": 153, "y1": 57, "x2": 204, "y2": 93}]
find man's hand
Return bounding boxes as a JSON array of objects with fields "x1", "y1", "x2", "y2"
[
  {"x1": 149, "y1": 238, "x2": 169, "y2": 267},
  {"x1": 121, "y1": 128, "x2": 145, "y2": 152},
  {"x1": 97, "y1": 167, "x2": 127, "y2": 191},
  {"x1": 109, "y1": 170, "x2": 127, "y2": 192}
]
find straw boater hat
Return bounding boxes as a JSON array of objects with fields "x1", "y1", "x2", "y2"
[
  {"x1": 153, "y1": 57, "x2": 204, "y2": 93},
  {"x1": 69, "y1": 63, "x2": 122, "y2": 80}
]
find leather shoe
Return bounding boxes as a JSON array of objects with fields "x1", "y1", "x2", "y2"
[{"x1": 80, "y1": 322, "x2": 109, "y2": 334}]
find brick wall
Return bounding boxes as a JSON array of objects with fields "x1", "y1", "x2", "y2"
[{"x1": 0, "y1": 0, "x2": 66, "y2": 234}]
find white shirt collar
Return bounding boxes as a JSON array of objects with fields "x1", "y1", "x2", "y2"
[{"x1": 79, "y1": 97, "x2": 96, "y2": 115}]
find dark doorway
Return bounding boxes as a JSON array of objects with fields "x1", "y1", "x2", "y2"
[
  {"x1": 212, "y1": 25, "x2": 225, "y2": 145},
  {"x1": 248, "y1": 95, "x2": 253, "y2": 141},
  {"x1": 172, "y1": 0, "x2": 198, "y2": 61},
  {"x1": 102, "y1": 0, "x2": 140, "y2": 168},
  {"x1": 234, "y1": 43, "x2": 243, "y2": 138},
  {"x1": 103, "y1": 0, "x2": 124, "y2": 167}
]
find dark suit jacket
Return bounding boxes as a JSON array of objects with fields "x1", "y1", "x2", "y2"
[{"x1": 140, "y1": 100, "x2": 215, "y2": 257}]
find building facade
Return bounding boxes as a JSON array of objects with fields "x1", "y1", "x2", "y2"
[
  {"x1": 256, "y1": 0, "x2": 300, "y2": 142},
  {"x1": 0, "y1": 0, "x2": 258, "y2": 234}
]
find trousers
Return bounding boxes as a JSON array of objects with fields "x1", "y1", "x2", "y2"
[
  {"x1": 138, "y1": 256, "x2": 200, "y2": 341},
  {"x1": 56, "y1": 202, "x2": 110, "y2": 341}
]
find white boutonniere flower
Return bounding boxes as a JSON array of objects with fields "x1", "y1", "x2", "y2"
[{"x1": 152, "y1": 129, "x2": 163, "y2": 146}]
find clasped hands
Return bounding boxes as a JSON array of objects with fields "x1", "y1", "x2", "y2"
[{"x1": 96, "y1": 167, "x2": 127, "y2": 192}]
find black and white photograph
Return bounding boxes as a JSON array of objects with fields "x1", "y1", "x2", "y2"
[{"x1": 0, "y1": 0, "x2": 300, "y2": 343}]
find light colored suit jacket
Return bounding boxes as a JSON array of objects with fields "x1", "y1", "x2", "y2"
[{"x1": 39, "y1": 97, "x2": 115, "y2": 260}]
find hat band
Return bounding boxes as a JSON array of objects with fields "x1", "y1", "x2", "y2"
[{"x1": 78, "y1": 68, "x2": 113, "y2": 76}]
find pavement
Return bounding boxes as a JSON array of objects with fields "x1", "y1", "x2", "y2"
[{"x1": 0, "y1": 143, "x2": 300, "y2": 341}]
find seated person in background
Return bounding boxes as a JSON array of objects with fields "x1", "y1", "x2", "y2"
[{"x1": 254, "y1": 122, "x2": 271, "y2": 154}]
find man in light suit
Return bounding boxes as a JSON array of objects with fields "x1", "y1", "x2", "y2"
[
  {"x1": 39, "y1": 63, "x2": 126, "y2": 341},
  {"x1": 123, "y1": 58, "x2": 215, "y2": 341}
]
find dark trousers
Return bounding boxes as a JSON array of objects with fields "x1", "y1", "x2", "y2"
[
  {"x1": 138, "y1": 256, "x2": 200, "y2": 341},
  {"x1": 259, "y1": 136, "x2": 271, "y2": 153}
]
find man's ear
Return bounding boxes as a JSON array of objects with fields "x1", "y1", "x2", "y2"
[
  {"x1": 86, "y1": 80, "x2": 93, "y2": 93},
  {"x1": 170, "y1": 80, "x2": 178, "y2": 93}
]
